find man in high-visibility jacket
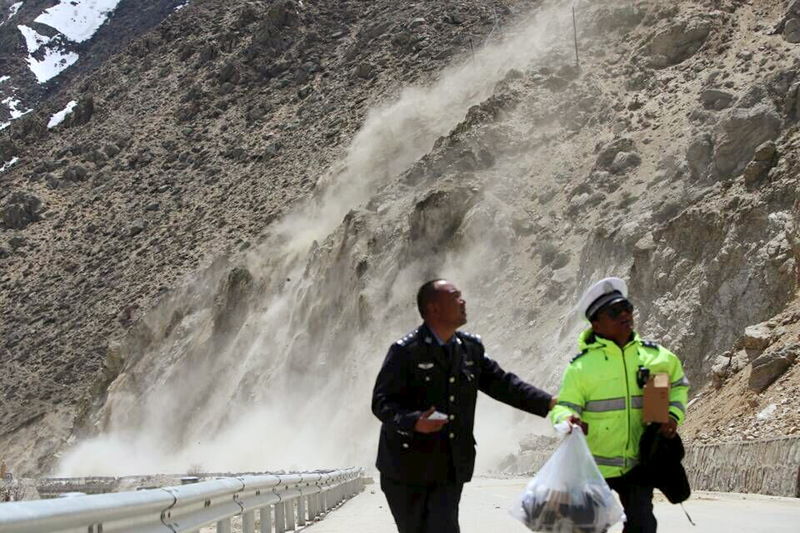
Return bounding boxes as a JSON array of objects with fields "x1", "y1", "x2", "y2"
[{"x1": 551, "y1": 277, "x2": 689, "y2": 533}]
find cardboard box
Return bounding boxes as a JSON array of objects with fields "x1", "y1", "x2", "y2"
[{"x1": 643, "y1": 372, "x2": 670, "y2": 423}]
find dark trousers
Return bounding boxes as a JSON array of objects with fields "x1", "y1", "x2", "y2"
[
  {"x1": 606, "y1": 469, "x2": 657, "y2": 533},
  {"x1": 380, "y1": 474, "x2": 464, "y2": 533}
]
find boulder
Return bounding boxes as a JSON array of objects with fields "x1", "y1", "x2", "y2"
[
  {"x1": 265, "y1": 0, "x2": 298, "y2": 29},
  {"x1": 217, "y1": 62, "x2": 241, "y2": 85},
  {"x1": 129, "y1": 219, "x2": 147, "y2": 237},
  {"x1": 711, "y1": 353, "x2": 731, "y2": 388},
  {"x1": 700, "y1": 89, "x2": 733, "y2": 110},
  {"x1": 730, "y1": 349, "x2": 750, "y2": 373},
  {"x1": 8, "y1": 236, "x2": 26, "y2": 250},
  {"x1": 744, "y1": 140, "x2": 778, "y2": 185},
  {"x1": 253, "y1": 0, "x2": 298, "y2": 50},
  {"x1": 409, "y1": 17, "x2": 427, "y2": 30},
  {"x1": 595, "y1": 137, "x2": 635, "y2": 169},
  {"x1": 62, "y1": 165, "x2": 89, "y2": 182},
  {"x1": 585, "y1": 4, "x2": 645, "y2": 34},
  {"x1": 408, "y1": 187, "x2": 476, "y2": 249},
  {"x1": 742, "y1": 323, "x2": 772, "y2": 352},
  {"x1": 104, "y1": 144, "x2": 121, "y2": 158},
  {"x1": 753, "y1": 140, "x2": 777, "y2": 162},
  {"x1": 65, "y1": 97, "x2": 94, "y2": 128},
  {"x1": 0, "y1": 138, "x2": 17, "y2": 162},
  {"x1": 355, "y1": 62, "x2": 376, "y2": 80},
  {"x1": 610, "y1": 151, "x2": 641, "y2": 174},
  {"x1": 782, "y1": 82, "x2": 800, "y2": 120},
  {"x1": 748, "y1": 345, "x2": 798, "y2": 392},
  {"x1": 642, "y1": 17, "x2": 711, "y2": 68},
  {"x1": 1, "y1": 192, "x2": 42, "y2": 229},
  {"x1": 686, "y1": 132, "x2": 713, "y2": 180},
  {"x1": 713, "y1": 105, "x2": 782, "y2": 178},
  {"x1": 784, "y1": 18, "x2": 800, "y2": 43},
  {"x1": 743, "y1": 160, "x2": 774, "y2": 184}
]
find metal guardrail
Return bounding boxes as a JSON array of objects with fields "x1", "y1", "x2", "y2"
[{"x1": 0, "y1": 467, "x2": 364, "y2": 533}]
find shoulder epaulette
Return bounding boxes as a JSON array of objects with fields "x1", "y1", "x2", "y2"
[
  {"x1": 641, "y1": 340, "x2": 660, "y2": 350},
  {"x1": 394, "y1": 328, "x2": 419, "y2": 347},
  {"x1": 570, "y1": 349, "x2": 589, "y2": 363},
  {"x1": 458, "y1": 331, "x2": 483, "y2": 345}
]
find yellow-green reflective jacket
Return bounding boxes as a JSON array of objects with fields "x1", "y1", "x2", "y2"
[{"x1": 550, "y1": 329, "x2": 690, "y2": 478}]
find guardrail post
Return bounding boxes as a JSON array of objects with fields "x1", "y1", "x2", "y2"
[
  {"x1": 297, "y1": 495, "x2": 306, "y2": 526},
  {"x1": 243, "y1": 510, "x2": 256, "y2": 533},
  {"x1": 217, "y1": 518, "x2": 232, "y2": 533},
  {"x1": 259, "y1": 506, "x2": 272, "y2": 533},
  {"x1": 286, "y1": 498, "x2": 296, "y2": 530},
  {"x1": 275, "y1": 502, "x2": 286, "y2": 533}
]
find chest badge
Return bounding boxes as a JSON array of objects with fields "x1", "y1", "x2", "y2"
[{"x1": 418, "y1": 362, "x2": 434, "y2": 369}]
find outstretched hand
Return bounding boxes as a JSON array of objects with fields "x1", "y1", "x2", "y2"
[{"x1": 414, "y1": 406, "x2": 448, "y2": 433}]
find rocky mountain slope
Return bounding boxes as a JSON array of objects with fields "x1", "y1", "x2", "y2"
[
  {"x1": 0, "y1": 0, "x2": 187, "y2": 129},
  {"x1": 0, "y1": 0, "x2": 535, "y2": 474},
  {"x1": 1, "y1": 0, "x2": 799, "y2": 476}
]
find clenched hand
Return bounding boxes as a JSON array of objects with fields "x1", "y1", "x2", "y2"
[{"x1": 414, "y1": 406, "x2": 448, "y2": 433}]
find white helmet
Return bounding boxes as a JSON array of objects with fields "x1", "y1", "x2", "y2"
[{"x1": 577, "y1": 277, "x2": 629, "y2": 321}]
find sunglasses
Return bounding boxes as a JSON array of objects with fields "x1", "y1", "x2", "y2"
[{"x1": 602, "y1": 301, "x2": 634, "y2": 319}]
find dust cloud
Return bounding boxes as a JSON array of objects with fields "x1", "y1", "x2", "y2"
[{"x1": 57, "y1": 1, "x2": 585, "y2": 477}]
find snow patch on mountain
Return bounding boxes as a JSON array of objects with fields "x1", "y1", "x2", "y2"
[
  {"x1": 48, "y1": 99, "x2": 77, "y2": 128},
  {"x1": 1, "y1": 95, "x2": 30, "y2": 130},
  {"x1": 0, "y1": 157, "x2": 19, "y2": 172},
  {"x1": 17, "y1": 24, "x2": 78, "y2": 83},
  {"x1": 34, "y1": 0, "x2": 122, "y2": 43},
  {"x1": 1, "y1": 2, "x2": 23, "y2": 26},
  {"x1": 2, "y1": 96, "x2": 30, "y2": 120},
  {"x1": 11, "y1": 1, "x2": 123, "y2": 84},
  {"x1": 28, "y1": 47, "x2": 79, "y2": 82},
  {"x1": 17, "y1": 24, "x2": 50, "y2": 53}
]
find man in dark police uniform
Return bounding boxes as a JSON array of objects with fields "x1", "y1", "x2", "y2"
[{"x1": 372, "y1": 279, "x2": 555, "y2": 533}]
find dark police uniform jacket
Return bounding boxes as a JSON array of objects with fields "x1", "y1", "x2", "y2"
[{"x1": 372, "y1": 324, "x2": 552, "y2": 485}]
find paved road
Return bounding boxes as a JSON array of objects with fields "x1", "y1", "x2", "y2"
[{"x1": 302, "y1": 477, "x2": 800, "y2": 533}]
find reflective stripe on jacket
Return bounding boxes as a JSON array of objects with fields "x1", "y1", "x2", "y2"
[{"x1": 550, "y1": 329, "x2": 689, "y2": 478}]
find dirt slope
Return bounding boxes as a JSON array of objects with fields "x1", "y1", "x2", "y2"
[
  {"x1": 0, "y1": 0, "x2": 533, "y2": 474},
  {"x1": 1, "y1": 0, "x2": 799, "y2": 476}
]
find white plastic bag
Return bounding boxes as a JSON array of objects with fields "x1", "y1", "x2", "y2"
[{"x1": 510, "y1": 428, "x2": 625, "y2": 532}]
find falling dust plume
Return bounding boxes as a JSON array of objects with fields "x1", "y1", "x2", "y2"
[{"x1": 57, "y1": 0, "x2": 584, "y2": 476}]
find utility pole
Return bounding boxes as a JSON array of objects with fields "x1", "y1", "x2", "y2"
[
  {"x1": 572, "y1": 5, "x2": 580, "y2": 71},
  {"x1": 469, "y1": 36, "x2": 475, "y2": 64}
]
